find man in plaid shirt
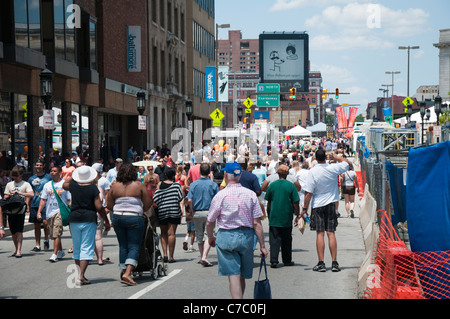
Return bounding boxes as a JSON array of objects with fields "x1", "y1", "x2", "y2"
[{"x1": 207, "y1": 161, "x2": 268, "y2": 299}]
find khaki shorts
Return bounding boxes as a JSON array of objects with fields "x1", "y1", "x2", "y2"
[{"x1": 47, "y1": 213, "x2": 63, "y2": 239}]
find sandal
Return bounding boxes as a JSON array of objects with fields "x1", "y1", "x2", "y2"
[
  {"x1": 121, "y1": 276, "x2": 137, "y2": 286},
  {"x1": 98, "y1": 257, "x2": 111, "y2": 265},
  {"x1": 200, "y1": 260, "x2": 213, "y2": 267},
  {"x1": 76, "y1": 277, "x2": 91, "y2": 286}
]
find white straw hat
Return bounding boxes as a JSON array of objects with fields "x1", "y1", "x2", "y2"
[{"x1": 72, "y1": 165, "x2": 97, "y2": 184}]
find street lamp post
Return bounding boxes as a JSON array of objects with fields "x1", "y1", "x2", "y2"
[
  {"x1": 40, "y1": 68, "x2": 53, "y2": 171},
  {"x1": 419, "y1": 102, "x2": 426, "y2": 144},
  {"x1": 399, "y1": 46, "x2": 420, "y2": 97},
  {"x1": 237, "y1": 105, "x2": 243, "y2": 122},
  {"x1": 435, "y1": 94, "x2": 442, "y2": 126},
  {"x1": 137, "y1": 91, "x2": 146, "y2": 160}
]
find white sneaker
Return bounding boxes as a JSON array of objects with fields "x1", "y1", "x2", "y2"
[
  {"x1": 57, "y1": 250, "x2": 65, "y2": 259},
  {"x1": 49, "y1": 254, "x2": 58, "y2": 262}
]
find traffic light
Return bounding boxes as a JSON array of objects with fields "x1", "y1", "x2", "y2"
[
  {"x1": 289, "y1": 87, "x2": 296, "y2": 100},
  {"x1": 244, "y1": 117, "x2": 247, "y2": 124},
  {"x1": 322, "y1": 89, "x2": 328, "y2": 100},
  {"x1": 335, "y1": 88, "x2": 339, "y2": 100}
]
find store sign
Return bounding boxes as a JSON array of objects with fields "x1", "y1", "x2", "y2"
[
  {"x1": 42, "y1": 110, "x2": 55, "y2": 130},
  {"x1": 138, "y1": 115, "x2": 146, "y2": 130},
  {"x1": 127, "y1": 26, "x2": 141, "y2": 72}
]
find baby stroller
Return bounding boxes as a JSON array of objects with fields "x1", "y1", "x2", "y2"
[{"x1": 133, "y1": 213, "x2": 168, "y2": 279}]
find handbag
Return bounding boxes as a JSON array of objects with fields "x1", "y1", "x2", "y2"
[
  {"x1": 254, "y1": 256, "x2": 272, "y2": 299},
  {"x1": 52, "y1": 181, "x2": 70, "y2": 226},
  {"x1": 0, "y1": 193, "x2": 26, "y2": 215}
]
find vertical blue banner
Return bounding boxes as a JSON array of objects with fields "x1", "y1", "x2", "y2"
[{"x1": 205, "y1": 66, "x2": 216, "y2": 102}]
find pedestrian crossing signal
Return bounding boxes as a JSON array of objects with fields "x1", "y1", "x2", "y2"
[{"x1": 289, "y1": 88, "x2": 296, "y2": 100}]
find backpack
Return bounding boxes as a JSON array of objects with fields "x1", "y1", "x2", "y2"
[{"x1": 0, "y1": 193, "x2": 26, "y2": 214}]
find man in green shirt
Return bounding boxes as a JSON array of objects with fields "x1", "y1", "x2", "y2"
[{"x1": 265, "y1": 165, "x2": 300, "y2": 268}]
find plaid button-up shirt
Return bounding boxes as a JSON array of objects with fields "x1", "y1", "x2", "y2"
[{"x1": 208, "y1": 183, "x2": 263, "y2": 229}]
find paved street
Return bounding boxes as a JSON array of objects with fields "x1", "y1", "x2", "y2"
[{"x1": 0, "y1": 194, "x2": 365, "y2": 300}]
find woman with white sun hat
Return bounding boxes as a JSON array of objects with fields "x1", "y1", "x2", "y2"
[{"x1": 63, "y1": 165, "x2": 111, "y2": 286}]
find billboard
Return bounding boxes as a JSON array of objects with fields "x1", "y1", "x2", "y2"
[{"x1": 259, "y1": 32, "x2": 309, "y2": 93}]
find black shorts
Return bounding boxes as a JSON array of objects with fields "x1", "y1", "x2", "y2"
[
  {"x1": 310, "y1": 202, "x2": 338, "y2": 232},
  {"x1": 7, "y1": 213, "x2": 26, "y2": 234},
  {"x1": 29, "y1": 207, "x2": 45, "y2": 223},
  {"x1": 343, "y1": 186, "x2": 356, "y2": 195}
]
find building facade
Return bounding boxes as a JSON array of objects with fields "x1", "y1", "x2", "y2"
[
  {"x1": 0, "y1": 0, "x2": 215, "y2": 171},
  {"x1": 434, "y1": 29, "x2": 450, "y2": 103},
  {"x1": 185, "y1": 0, "x2": 216, "y2": 133}
]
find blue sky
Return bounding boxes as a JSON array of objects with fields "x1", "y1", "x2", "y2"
[{"x1": 215, "y1": 0, "x2": 449, "y2": 115}]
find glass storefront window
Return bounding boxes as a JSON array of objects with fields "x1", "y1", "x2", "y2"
[
  {"x1": 89, "y1": 20, "x2": 97, "y2": 70},
  {"x1": 14, "y1": 0, "x2": 42, "y2": 51},
  {"x1": 54, "y1": 0, "x2": 75, "y2": 62}
]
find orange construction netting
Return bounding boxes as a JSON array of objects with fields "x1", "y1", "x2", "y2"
[{"x1": 363, "y1": 210, "x2": 450, "y2": 299}]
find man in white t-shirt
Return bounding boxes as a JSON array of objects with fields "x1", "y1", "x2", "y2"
[
  {"x1": 302, "y1": 149, "x2": 350, "y2": 273},
  {"x1": 37, "y1": 166, "x2": 71, "y2": 262}
]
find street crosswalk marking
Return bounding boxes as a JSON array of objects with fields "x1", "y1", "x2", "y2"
[{"x1": 128, "y1": 269, "x2": 182, "y2": 299}]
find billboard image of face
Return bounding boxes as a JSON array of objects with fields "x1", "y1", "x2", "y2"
[
  {"x1": 259, "y1": 33, "x2": 309, "y2": 92},
  {"x1": 263, "y1": 39, "x2": 304, "y2": 80}
]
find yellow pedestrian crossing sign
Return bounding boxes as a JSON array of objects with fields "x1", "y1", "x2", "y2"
[
  {"x1": 210, "y1": 108, "x2": 225, "y2": 121},
  {"x1": 402, "y1": 97, "x2": 414, "y2": 107},
  {"x1": 243, "y1": 98, "x2": 254, "y2": 109},
  {"x1": 210, "y1": 108, "x2": 224, "y2": 127}
]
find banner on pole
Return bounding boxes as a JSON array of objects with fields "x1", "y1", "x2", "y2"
[
  {"x1": 218, "y1": 66, "x2": 229, "y2": 102},
  {"x1": 336, "y1": 107, "x2": 347, "y2": 131},
  {"x1": 205, "y1": 66, "x2": 216, "y2": 102},
  {"x1": 347, "y1": 107, "x2": 359, "y2": 129}
]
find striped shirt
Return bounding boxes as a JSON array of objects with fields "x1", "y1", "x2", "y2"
[
  {"x1": 208, "y1": 183, "x2": 263, "y2": 229},
  {"x1": 153, "y1": 182, "x2": 183, "y2": 221}
]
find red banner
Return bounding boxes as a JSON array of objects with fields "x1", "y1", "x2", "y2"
[
  {"x1": 336, "y1": 107, "x2": 347, "y2": 131},
  {"x1": 347, "y1": 107, "x2": 358, "y2": 129}
]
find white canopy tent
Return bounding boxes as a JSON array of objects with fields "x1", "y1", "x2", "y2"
[
  {"x1": 306, "y1": 122, "x2": 327, "y2": 133},
  {"x1": 284, "y1": 125, "x2": 312, "y2": 136}
]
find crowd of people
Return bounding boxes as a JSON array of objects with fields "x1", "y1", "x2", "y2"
[{"x1": 0, "y1": 135, "x2": 358, "y2": 297}]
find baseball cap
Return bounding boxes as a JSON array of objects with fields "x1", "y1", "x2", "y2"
[
  {"x1": 277, "y1": 164, "x2": 289, "y2": 175},
  {"x1": 221, "y1": 161, "x2": 241, "y2": 176},
  {"x1": 115, "y1": 158, "x2": 123, "y2": 163}
]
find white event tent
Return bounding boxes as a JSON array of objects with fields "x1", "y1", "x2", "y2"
[
  {"x1": 284, "y1": 125, "x2": 312, "y2": 136},
  {"x1": 306, "y1": 122, "x2": 327, "y2": 133}
]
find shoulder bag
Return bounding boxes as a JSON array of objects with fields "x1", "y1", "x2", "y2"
[
  {"x1": 0, "y1": 193, "x2": 26, "y2": 215},
  {"x1": 52, "y1": 182, "x2": 70, "y2": 226},
  {"x1": 254, "y1": 256, "x2": 272, "y2": 299}
]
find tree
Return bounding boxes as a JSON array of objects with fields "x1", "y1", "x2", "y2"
[{"x1": 355, "y1": 114, "x2": 364, "y2": 122}]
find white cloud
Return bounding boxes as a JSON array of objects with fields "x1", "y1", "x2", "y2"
[
  {"x1": 269, "y1": 0, "x2": 372, "y2": 11},
  {"x1": 305, "y1": 3, "x2": 430, "y2": 44},
  {"x1": 312, "y1": 63, "x2": 356, "y2": 84},
  {"x1": 310, "y1": 34, "x2": 394, "y2": 51}
]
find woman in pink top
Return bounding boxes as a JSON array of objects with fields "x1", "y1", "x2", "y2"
[{"x1": 61, "y1": 159, "x2": 75, "y2": 180}]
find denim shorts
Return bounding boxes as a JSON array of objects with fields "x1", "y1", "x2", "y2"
[
  {"x1": 69, "y1": 222, "x2": 96, "y2": 260},
  {"x1": 216, "y1": 228, "x2": 255, "y2": 279}
]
